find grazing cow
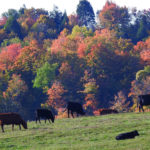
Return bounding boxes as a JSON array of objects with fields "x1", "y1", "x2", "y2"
[
  {"x1": 98, "y1": 108, "x2": 118, "y2": 115},
  {"x1": 35, "y1": 109, "x2": 55, "y2": 123},
  {"x1": 66, "y1": 101, "x2": 85, "y2": 118},
  {"x1": 138, "y1": 94, "x2": 150, "y2": 112},
  {"x1": 0, "y1": 113, "x2": 27, "y2": 132},
  {"x1": 116, "y1": 130, "x2": 139, "y2": 140}
]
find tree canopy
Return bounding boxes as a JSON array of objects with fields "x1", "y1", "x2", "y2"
[{"x1": 0, "y1": 1, "x2": 149, "y2": 118}]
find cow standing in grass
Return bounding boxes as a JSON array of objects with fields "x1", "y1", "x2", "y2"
[
  {"x1": 138, "y1": 94, "x2": 150, "y2": 112},
  {"x1": 0, "y1": 113, "x2": 27, "y2": 132},
  {"x1": 35, "y1": 109, "x2": 55, "y2": 123},
  {"x1": 66, "y1": 102, "x2": 85, "y2": 118}
]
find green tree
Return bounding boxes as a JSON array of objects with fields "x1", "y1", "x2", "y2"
[
  {"x1": 136, "y1": 66, "x2": 150, "y2": 81},
  {"x1": 70, "y1": 25, "x2": 93, "y2": 38},
  {"x1": 1, "y1": 37, "x2": 22, "y2": 47},
  {"x1": 33, "y1": 62, "x2": 58, "y2": 91}
]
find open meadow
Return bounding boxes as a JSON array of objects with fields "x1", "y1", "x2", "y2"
[{"x1": 0, "y1": 112, "x2": 150, "y2": 150}]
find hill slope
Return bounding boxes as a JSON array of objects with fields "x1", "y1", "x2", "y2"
[{"x1": 0, "y1": 112, "x2": 150, "y2": 150}]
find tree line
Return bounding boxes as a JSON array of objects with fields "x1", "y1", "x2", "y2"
[{"x1": 0, "y1": 0, "x2": 150, "y2": 119}]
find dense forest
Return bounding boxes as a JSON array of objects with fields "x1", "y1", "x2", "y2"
[{"x1": 0, "y1": 0, "x2": 150, "y2": 120}]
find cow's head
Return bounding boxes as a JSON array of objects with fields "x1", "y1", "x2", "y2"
[
  {"x1": 51, "y1": 115, "x2": 55, "y2": 123},
  {"x1": 22, "y1": 120, "x2": 28, "y2": 129},
  {"x1": 80, "y1": 110, "x2": 85, "y2": 115},
  {"x1": 133, "y1": 130, "x2": 139, "y2": 136}
]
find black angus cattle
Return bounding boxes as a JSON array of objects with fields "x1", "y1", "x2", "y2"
[
  {"x1": 35, "y1": 109, "x2": 55, "y2": 123},
  {"x1": 138, "y1": 94, "x2": 150, "y2": 112},
  {"x1": 98, "y1": 108, "x2": 118, "y2": 115},
  {"x1": 66, "y1": 101, "x2": 85, "y2": 118},
  {"x1": 0, "y1": 113, "x2": 27, "y2": 132},
  {"x1": 116, "y1": 130, "x2": 139, "y2": 140}
]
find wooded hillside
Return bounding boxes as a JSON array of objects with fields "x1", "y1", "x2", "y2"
[{"x1": 0, "y1": 0, "x2": 150, "y2": 119}]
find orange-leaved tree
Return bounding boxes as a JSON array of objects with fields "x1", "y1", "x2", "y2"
[
  {"x1": 46, "y1": 80, "x2": 67, "y2": 109},
  {"x1": 13, "y1": 40, "x2": 46, "y2": 72}
]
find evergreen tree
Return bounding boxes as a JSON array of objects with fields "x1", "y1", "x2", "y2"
[
  {"x1": 76, "y1": 0, "x2": 95, "y2": 29},
  {"x1": 2, "y1": 9, "x2": 19, "y2": 19},
  {"x1": 136, "y1": 16, "x2": 148, "y2": 41},
  {"x1": 4, "y1": 16, "x2": 23, "y2": 39}
]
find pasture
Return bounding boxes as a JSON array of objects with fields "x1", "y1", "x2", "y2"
[{"x1": 0, "y1": 112, "x2": 150, "y2": 150}]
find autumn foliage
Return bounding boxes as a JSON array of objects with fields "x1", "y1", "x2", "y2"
[
  {"x1": 0, "y1": 1, "x2": 150, "y2": 119},
  {"x1": 46, "y1": 81, "x2": 67, "y2": 109},
  {"x1": 0, "y1": 43, "x2": 21, "y2": 70}
]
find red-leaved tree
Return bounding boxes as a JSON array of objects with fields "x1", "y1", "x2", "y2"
[{"x1": 0, "y1": 43, "x2": 21, "y2": 71}]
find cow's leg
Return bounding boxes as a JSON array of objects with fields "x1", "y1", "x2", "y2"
[
  {"x1": 139, "y1": 105, "x2": 141, "y2": 112},
  {"x1": 36, "y1": 117, "x2": 38, "y2": 123},
  {"x1": 1, "y1": 124, "x2": 4, "y2": 132},
  {"x1": 39, "y1": 117, "x2": 41, "y2": 123},
  {"x1": 12, "y1": 124, "x2": 14, "y2": 131},
  {"x1": 71, "y1": 111, "x2": 74, "y2": 118},
  {"x1": 139, "y1": 103, "x2": 142, "y2": 112},
  {"x1": 76, "y1": 112, "x2": 79, "y2": 117},
  {"x1": 45, "y1": 119, "x2": 46, "y2": 124},
  {"x1": 141, "y1": 105, "x2": 144, "y2": 112},
  {"x1": 36, "y1": 116, "x2": 41, "y2": 123},
  {"x1": 68, "y1": 109, "x2": 70, "y2": 118},
  {"x1": 19, "y1": 124, "x2": 21, "y2": 130},
  {"x1": 48, "y1": 119, "x2": 50, "y2": 123},
  {"x1": 139, "y1": 104, "x2": 144, "y2": 112}
]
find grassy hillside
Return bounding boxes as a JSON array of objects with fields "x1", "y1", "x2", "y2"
[{"x1": 0, "y1": 112, "x2": 150, "y2": 150}]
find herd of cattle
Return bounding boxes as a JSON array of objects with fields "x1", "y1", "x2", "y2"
[
  {"x1": 0, "y1": 101, "x2": 86, "y2": 132},
  {"x1": 0, "y1": 94, "x2": 150, "y2": 140}
]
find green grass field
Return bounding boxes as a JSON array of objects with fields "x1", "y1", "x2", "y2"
[{"x1": 0, "y1": 112, "x2": 150, "y2": 150}]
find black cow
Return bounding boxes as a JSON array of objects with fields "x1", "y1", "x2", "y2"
[
  {"x1": 35, "y1": 109, "x2": 55, "y2": 123},
  {"x1": 116, "y1": 130, "x2": 139, "y2": 140},
  {"x1": 0, "y1": 113, "x2": 27, "y2": 132},
  {"x1": 138, "y1": 94, "x2": 150, "y2": 112},
  {"x1": 98, "y1": 108, "x2": 118, "y2": 115},
  {"x1": 66, "y1": 102, "x2": 85, "y2": 118}
]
